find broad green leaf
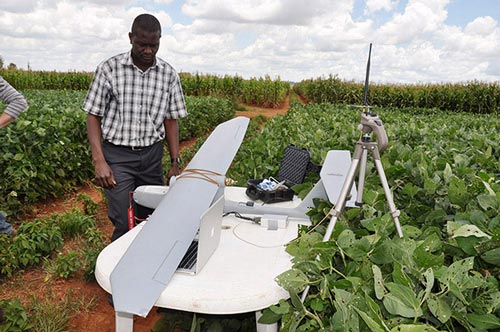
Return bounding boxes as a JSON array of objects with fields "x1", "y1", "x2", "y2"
[
  {"x1": 443, "y1": 163, "x2": 453, "y2": 183},
  {"x1": 345, "y1": 276, "x2": 363, "y2": 291},
  {"x1": 448, "y1": 176, "x2": 470, "y2": 208},
  {"x1": 392, "y1": 262, "x2": 412, "y2": 287},
  {"x1": 400, "y1": 225, "x2": 421, "y2": 239},
  {"x1": 424, "y1": 209, "x2": 446, "y2": 225},
  {"x1": 401, "y1": 182, "x2": 420, "y2": 199},
  {"x1": 333, "y1": 288, "x2": 360, "y2": 331},
  {"x1": 258, "y1": 308, "x2": 282, "y2": 324},
  {"x1": 448, "y1": 281, "x2": 468, "y2": 304},
  {"x1": 383, "y1": 293, "x2": 423, "y2": 318},
  {"x1": 269, "y1": 299, "x2": 290, "y2": 315},
  {"x1": 389, "y1": 324, "x2": 440, "y2": 332},
  {"x1": 480, "y1": 179, "x2": 496, "y2": 196},
  {"x1": 336, "y1": 229, "x2": 356, "y2": 249},
  {"x1": 386, "y1": 283, "x2": 421, "y2": 309},
  {"x1": 469, "y1": 210, "x2": 489, "y2": 230},
  {"x1": 309, "y1": 298, "x2": 324, "y2": 312},
  {"x1": 383, "y1": 283, "x2": 423, "y2": 318},
  {"x1": 336, "y1": 229, "x2": 371, "y2": 261},
  {"x1": 455, "y1": 236, "x2": 482, "y2": 255},
  {"x1": 481, "y1": 247, "x2": 500, "y2": 266},
  {"x1": 423, "y1": 177, "x2": 437, "y2": 195},
  {"x1": 290, "y1": 290, "x2": 306, "y2": 313},
  {"x1": 427, "y1": 294, "x2": 451, "y2": 323},
  {"x1": 451, "y1": 224, "x2": 491, "y2": 239},
  {"x1": 467, "y1": 313, "x2": 500, "y2": 330},
  {"x1": 363, "y1": 190, "x2": 379, "y2": 205},
  {"x1": 420, "y1": 268, "x2": 434, "y2": 304},
  {"x1": 446, "y1": 257, "x2": 474, "y2": 288},
  {"x1": 370, "y1": 239, "x2": 394, "y2": 265},
  {"x1": 477, "y1": 193, "x2": 498, "y2": 210},
  {"x1": 414, "y1": 233, "x2": 444, "y2": 269},
  {"x1": 276, "y1": 269, "x2": 308, "y2": 292},
  {"x1": 353, "y1": 306, "x2": 386, "y2": 332},
  {"x1": 372, "y1": 264, "x2": 385, "y2": 300}
]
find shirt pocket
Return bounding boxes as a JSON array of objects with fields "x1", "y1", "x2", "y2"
[{"x1": 149, "y1": 84, "x2": 170, "y2": 121}]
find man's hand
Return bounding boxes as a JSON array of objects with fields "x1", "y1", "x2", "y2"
[
  {"x1": 0, "y1": 113, "x2": 15, "y2": 129},
  {"x1": 167, "y1": 162, "x2": 180, "y2": 184},
  {"x1": 94, "y1": 159, "x2": 116, "y2": 189}
]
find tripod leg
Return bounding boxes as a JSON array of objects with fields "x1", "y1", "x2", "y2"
[
  {"x1": 300, "y1": 145, "x2": 363, "y2": 303},
  {"x1": 371, "y1": 148, "x2": 403, "y2": 238},
  {"x1": 355, "y1": 147, "x2": 368, "y2": 206},
  {"x1": 324, "y1": 143, "x2": 364, "y2": 241}
]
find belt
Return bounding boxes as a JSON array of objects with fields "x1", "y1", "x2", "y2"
[{"x1": 103, "y1": 140, "x2": 154, "y2": 151}]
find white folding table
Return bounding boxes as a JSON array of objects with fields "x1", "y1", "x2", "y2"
[{"x1": 95, "y1": 206, "x2": 300, "y2": 332}]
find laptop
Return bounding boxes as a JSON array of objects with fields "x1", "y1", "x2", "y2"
[{"x1": 176, "y1": 194, "x2": 224, "y2": 275}]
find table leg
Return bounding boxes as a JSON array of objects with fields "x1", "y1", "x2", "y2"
[
  {"x1": 255, "y1": 311, "x2": 278, "y2": 332},
  {"x1": 115, "y1": 311, "x2": 134, "y2": 332}
]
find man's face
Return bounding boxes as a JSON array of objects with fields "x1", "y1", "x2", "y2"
[{"x1": 129, "y1": 27, "x2": 161, "y2": 69}]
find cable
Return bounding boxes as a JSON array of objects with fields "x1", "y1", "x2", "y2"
[
  {"x1": 231, "y1": 222, "x2": 290, "y2": 248},
  {"x1": 176, "y1": 168, "x2": 222, "y2": 186},
  {"x1": 223, "y1": 211, "x2": 261, "y2": 224}
]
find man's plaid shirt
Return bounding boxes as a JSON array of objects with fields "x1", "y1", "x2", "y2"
[{"x1": 83, "y1": 52, "x2": 187, "y2": 147}]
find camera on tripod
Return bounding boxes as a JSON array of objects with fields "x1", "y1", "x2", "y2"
[{"x1": 358, "y1": 110, "x2": 389, "y2": 152}]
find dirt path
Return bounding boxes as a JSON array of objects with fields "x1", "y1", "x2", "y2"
[
  {"x1": 0, "y1": 96, "x2": 297, "y2": 332},
  {"x1": 236, "y1": 94, "x2": 291, "y2": 118}
]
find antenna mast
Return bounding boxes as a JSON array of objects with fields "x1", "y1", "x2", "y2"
[{"x1": 362, "y1": 43, "x2": 372, "y2": 112}]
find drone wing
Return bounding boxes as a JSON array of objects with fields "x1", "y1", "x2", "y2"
[{"x1": 110, "y1": 116, "x2": 249, "y2": 317}]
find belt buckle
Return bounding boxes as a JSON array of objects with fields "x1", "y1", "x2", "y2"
[{"x1": 131, "y1": 146, "x2": 142, "y2": 151}]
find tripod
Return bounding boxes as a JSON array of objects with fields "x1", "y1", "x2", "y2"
[
  {"x1": 300, "y1": 109, "x2": 403, "y2": 302},
  {"x1": 324, "y1": 109, "x2": 402, "y2": 239}
]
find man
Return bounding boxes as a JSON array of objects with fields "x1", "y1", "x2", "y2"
[
  {"x1": 0, "y1": 75, "x2": 29, "y2": 236},
  {"x1": 83, "y1": 14, "x2": 188, "y2": 242}
]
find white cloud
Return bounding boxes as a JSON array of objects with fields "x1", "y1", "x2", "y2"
[
  {"x1": 182, "y1": 0, "x2": 348, "y2": 26},
  {"x1": 376, "y1": 0, "x2": 449, "y2": 44},
  {"x1": 0, "y1": 0, "x2": 38, "y2": 13},
  {"x1": 0, "y1": 2, "x2": 174, "y2": 72},
  {"x1": 365, "y1": 0, "x2": 398, "y2": 15},
  {"x1": 465, "y1": 16, "x2": 497, "y2": 35},
  {"x1": 67, "y1": 0, "x2": 135, "y2": 5},
  {"x1": 0, "y1": 0, "x2": 499, "y2": 83}
]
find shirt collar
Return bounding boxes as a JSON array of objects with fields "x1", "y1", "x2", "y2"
[{"x1": 121, "y1": 51, "x2": 163, "y2": 72}]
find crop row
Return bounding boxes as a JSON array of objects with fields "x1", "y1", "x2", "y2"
[
  {"x1": 0, "y1": 69, "x2": 289, "y2": 108},
  {"x1": 293, "y1": 74, "x2": 500, "y2": 114},
  {"x1": 227, "y1": 102, "x2": 500, "y2": 331},
  {"x1": 180, "y1": 73, "x2": 290, "y2": 108},
  {"x1": 0, "y1": 90, "x2": 235, "y2": 216}
]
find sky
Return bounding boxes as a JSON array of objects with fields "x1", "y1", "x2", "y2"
[{"x1": 0, "y1": 0, "x2": 499, "y2": 84}]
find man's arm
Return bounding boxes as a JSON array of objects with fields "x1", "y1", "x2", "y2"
[
  {"x1": 87, "y1": 114, "x2": 116, "y2": 189},
  {"x1": 164, "y1": 118, "x2": 181, "y2": 180}
]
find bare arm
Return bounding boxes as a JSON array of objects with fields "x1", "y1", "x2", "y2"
[
  {"x1": 164, "y1": 118, "x2": 181, "y2": 180},
  {"x1": 87, "y1": 114, "x2": 115, "y2": 189}
]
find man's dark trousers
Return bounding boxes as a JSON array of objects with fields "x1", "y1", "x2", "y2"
[{"x1": 102, "y1": 141, "x2": 164, "y2": 242}]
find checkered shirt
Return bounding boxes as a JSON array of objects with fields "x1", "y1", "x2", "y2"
[{"x1": 83, "y1": 52, "x2": 187, "y2": 147}]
